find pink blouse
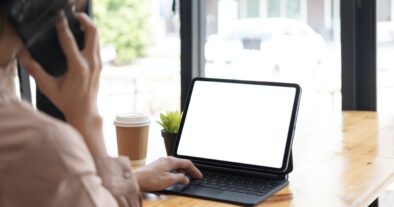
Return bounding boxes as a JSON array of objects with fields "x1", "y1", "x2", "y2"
[{"x1": 0, "y1": 95, "x2": 142, "y2": 207}]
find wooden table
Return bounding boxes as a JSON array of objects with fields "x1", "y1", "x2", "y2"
[{"x1": 143, "y1": 111, "x2": 394, "y2": 207}]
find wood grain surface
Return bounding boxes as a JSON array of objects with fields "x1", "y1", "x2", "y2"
[{"x1": 143, "y1": 111, "x2": 394, "y2": 207}]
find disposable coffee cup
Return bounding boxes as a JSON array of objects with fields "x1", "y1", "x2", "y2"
[{"x1": 114, "y1": 113, "x2": 150, "y2": 166}]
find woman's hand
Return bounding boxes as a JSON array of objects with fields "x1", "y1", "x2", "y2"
[
  {"x1": 18, "y1": 12, "x2": 107, "y2": 157},
  {"x1": 134, "y1": 156, "x2": 203, "y2": 192},
  {"x1": 19, "y1": 12, "x2": 101, "y2": 123}
]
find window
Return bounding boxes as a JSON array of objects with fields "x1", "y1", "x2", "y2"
[
  {"x1": 96, "y1": 0, "x2": 181, "y2": 156},
  {"x1": 267, "y1": 0, "x2": 281, "y2": 17},
  {"x1": 203, "y1": 0, "x2": 341, "y2": 114}
]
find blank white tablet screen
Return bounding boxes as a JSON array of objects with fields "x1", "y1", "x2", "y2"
[{"x1": 177, "y1": 80, "x2": 296, "y2": 168}]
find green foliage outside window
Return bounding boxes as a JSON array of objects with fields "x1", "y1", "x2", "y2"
[{"x1": 94, "y1": 0, "x2": 151, "y2": 64}]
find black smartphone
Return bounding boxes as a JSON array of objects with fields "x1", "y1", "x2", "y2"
[{"x1": 8, "y1": 1, "x2": 85, "y2": 77}]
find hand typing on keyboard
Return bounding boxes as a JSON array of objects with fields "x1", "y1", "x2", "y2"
[{"x1": 134, "y1": 156, "x2": 203, "y2": 192}]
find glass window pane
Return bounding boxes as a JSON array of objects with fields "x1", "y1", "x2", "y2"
[
  {"x1": 377, "y1": 0, "x2": 394, "y2": 113},
  {"x1": 204, "y1": 0, "x2": 341, "y2": 114},
  {"x1": 95, "y1": 0, "x2": 180, "y2": 156},
  {"x1": 267, "y1": 0, "x2": 281, "y2": 17},
  {"x1": 247, "y1": 0, "x2": 260, "y2": 18},
  {"x1": 287, "y1": 0, "x2": 301, "y2": 19}
]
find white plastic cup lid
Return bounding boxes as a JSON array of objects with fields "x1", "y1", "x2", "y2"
[{"x1": 114, "y1": 113, "x2": 150, "y2": 127}]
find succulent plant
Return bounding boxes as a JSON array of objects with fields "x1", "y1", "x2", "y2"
[{"x1": 157, "y1": 110, "x2": 183, "y2": 134}]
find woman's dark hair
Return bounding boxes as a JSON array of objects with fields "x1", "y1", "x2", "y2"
[
  {"x1": 0, "y1": 0, "x2": 86, "y2": 36},
  {"x1": 0, "y1": 1, "x2": 11, "y2": 34},
  {"x1": 0, "y1": 13, "x2": 4, "y2": 34}
]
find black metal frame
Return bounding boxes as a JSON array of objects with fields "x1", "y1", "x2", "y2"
[
  {"x1": 179, "y1": 0, "x2": 193, "y2": 110},
  {"x1": 180, "y1": 0, "x2": 206, "y2": 110},
  {"x1": 341, "y1": 0, "x2": 377, "y2": 111}
]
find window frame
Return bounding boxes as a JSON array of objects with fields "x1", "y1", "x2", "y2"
[
  {"x1": 341, "y1": 0, "x2": 377, "y2": 111},
  {"x1": 180, "y1": 0, "x2": 206, "y2": 109}
]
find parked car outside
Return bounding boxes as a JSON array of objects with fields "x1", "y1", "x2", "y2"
[{"x1": 205, "y1": 18, "x2": 328, "y2": 81}]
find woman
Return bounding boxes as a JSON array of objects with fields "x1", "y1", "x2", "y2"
[{"x1": 0, "y1": 1, "x2": 202, "y2": 206}]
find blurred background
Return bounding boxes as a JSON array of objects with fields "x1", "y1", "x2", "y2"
[{"x1": 18, "y1": 0, "x2": 391, "y2": 202}]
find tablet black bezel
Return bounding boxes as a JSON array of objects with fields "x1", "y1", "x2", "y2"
[{"x1": 173, "y1": 77, "x2": 301, "y2": 175}]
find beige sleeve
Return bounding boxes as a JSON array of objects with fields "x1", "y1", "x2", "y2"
[
  {"x1": 51, "y1": 123, "x2": 142, "y2": 207},
  {"x1": 0, "y1": 101, "x2": 142, "y2": 207},
  {"x1": 94, "y1": 156, "x2": 142, "y2": 207},
  {"x1": 51, "y1": 125, "x2": 142, "y2": 207},
  {"x1": 50, "y1": 157, "x2": 142, "y2": 207},
  {"x1": 2, "y1": 129, "x2": 142, "y2": 207}
]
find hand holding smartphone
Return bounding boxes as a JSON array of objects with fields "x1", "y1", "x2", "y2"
[
  {"x1": 14, "y1": 5, "x2": 108, "y2": 157},
  {"x1": 17, "y1": 12, "x2": 102, "y2": 127},
  {"x1": 9, "y1": 1, "x2": 86, "y2": 120},
  {"x1": 9, "y1": 2, "x2": 85, "y2": 77}
]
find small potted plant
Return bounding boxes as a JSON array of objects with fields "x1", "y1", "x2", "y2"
[{"x1": 157, "y1": 110, "x2": 182, "y2": 156}]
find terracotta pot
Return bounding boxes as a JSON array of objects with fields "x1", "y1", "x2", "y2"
[{"x1": 161, "y1": 130, "x2": 178, "y2": 156}]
